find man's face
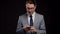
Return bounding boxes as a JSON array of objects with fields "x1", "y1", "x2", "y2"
[{"x1": 26, "y1": 3, "x2": 36, "y2": 14}]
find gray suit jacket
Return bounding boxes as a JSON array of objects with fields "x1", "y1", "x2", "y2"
[{"x1": 16, "y1": 12, "x2": 46, "y2": 34}]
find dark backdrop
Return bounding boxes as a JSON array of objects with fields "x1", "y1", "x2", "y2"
[{"x1": 1, "y1": 0, "x2": 59, "y2": 34}]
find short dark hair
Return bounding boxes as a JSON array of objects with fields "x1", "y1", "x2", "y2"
[{"x1": 26, "y1": 0, "x2": 37, "y2": 6}]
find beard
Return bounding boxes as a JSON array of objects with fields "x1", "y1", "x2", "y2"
[{"x1": 28, "y1": 11, "x2": 34, "y2": 15}]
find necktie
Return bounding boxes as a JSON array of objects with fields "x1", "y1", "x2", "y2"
[{"x1": 30, "y1": 15, "x2": 33, "y2": 26}]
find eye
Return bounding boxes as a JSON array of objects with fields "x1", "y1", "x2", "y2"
[{"x1": 27, "y1": 7, "x2": 34, "y2": 9}]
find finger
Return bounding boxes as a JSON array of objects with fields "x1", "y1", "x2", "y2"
[{"x1": 25, "y1": 24, "x2": 30, "y2": 27}]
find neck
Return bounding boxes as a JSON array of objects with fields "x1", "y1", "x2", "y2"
[{"x1": 28, "y1": 12, "x2": 34, "y2": 15}]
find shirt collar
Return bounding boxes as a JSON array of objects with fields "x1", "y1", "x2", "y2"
[{"x1": 27, "y1": 12, "x2": 35, "y2": 17}]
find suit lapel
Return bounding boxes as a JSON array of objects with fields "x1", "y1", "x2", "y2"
[
  {"x1": 22, "y1": 13, "x2": 39, "y2": 27},
  {"x1": 22, "y1": 13, "x2": 29, "y2": 26},
  {"x1": 34, "y1": 13, "x2": 38, "y2": 27}
]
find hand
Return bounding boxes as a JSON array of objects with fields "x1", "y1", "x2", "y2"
[
  {"x1": 30, "y1": 26, "x2": 37, "y2": 33},
  {"x1": 23, "y1": 24, "x2": 30, "y2": 31}
]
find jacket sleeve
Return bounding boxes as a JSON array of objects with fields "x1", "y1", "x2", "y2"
[
  {"x1": 16, "y1": 16, "x2": 26, "y2": 34},
  {"x1": 36, "y1": 15, "x2": 46, "y2": 34}
]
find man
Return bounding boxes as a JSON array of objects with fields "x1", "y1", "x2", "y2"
[{"x1": 16, "y1": 0, "x2": 46, "y2": 34}]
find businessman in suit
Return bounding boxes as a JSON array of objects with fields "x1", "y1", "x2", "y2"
[{"x1": 16, "y1": 0, "x2": 46, "y2": 34}]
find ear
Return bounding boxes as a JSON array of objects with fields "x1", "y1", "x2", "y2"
[{"x1": 34, "y1": 6, "x2": 36, "y2": 9}]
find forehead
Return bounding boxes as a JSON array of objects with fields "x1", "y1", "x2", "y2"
[{"x1": 26, "y1": 3, "x2": 35, "y2": 7}]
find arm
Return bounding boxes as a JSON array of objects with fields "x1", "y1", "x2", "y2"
[
  {"x1": 30, "y1": 15, "x2": 46, "y2": 34},
  {"x1": 16, "y1": 16, "x2": 26, "y2": 34},
  {"x1": 37, "y1": 16, "x2": 46, "y2": 34}
]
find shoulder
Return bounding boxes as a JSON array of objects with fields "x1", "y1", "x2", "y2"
[
  {"x1": 35, "y1": 12, "x2": 45, "y2": 21},
  {"x1": 35, "y1": 12, "x2": 44, "y2": 20},
  {"x1": 18, "y1": 14, "x2": 24, "y2": 19},
  {"x1": 18, "y1": 13, "x2": 27, "y2": 19},
  {"x1": 19, "y1": 13, "x2": 26, "y2": 17},
  {"x1": 36, "y1": 12, "x2": 44, "y2": 18}
]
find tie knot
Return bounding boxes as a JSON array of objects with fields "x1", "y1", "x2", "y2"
[{"x1": 30, "y1": 15, "x2": 32, "y2": 17}]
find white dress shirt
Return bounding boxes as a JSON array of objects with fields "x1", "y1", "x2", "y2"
[{"x1": 27, "y1": 12, "x2": 35, "y2": 25}]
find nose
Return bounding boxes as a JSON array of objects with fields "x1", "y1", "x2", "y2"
[{"x1": 28, "y1": 7, "x2": 34, "y2": 9}]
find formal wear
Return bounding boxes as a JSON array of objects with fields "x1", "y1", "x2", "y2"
[
  {"x1": 28, "y1": 12, "x2": 35, "y2": 26},
  {"x1": 16, "y1": 12, "x2": 46, "y2": 34}
]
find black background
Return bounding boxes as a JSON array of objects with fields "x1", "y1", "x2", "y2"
[{"x1": 1, "y1": 0, "x2": 59, "y2": 34}]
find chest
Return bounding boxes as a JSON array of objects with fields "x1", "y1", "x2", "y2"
[{"x1": 21, "y1": 16, "x2": 42, "y2": 29}]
